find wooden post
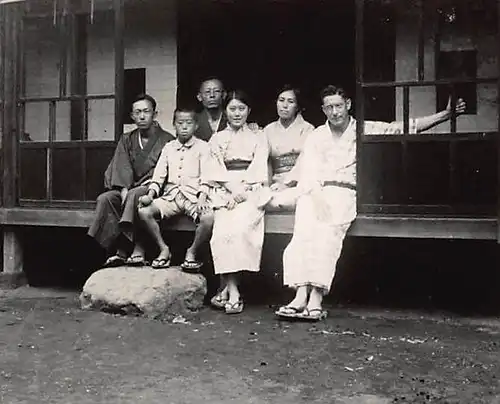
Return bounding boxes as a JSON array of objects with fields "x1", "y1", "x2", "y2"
[
  {"x1": 114, "y1": 0, "x2": 124, "y2": 141},
  {"x1": 0, "y1": 2, "x2": 26, "y2": 288},
  {"x1": 497, "y1": 0, "x2": 500, "y2": 243},
  {"x1": 355, "y1": 0, "x2": 364, "y2": 213},
  {"x1": 417, "y1": 0, "x2": 425, "y2": 82},
  {"x1": 0, "y1": 227, "x2": 25, "y2": 288},
  {"x1": 1, "y1": 2, "x2": 21, "y2": 208}
]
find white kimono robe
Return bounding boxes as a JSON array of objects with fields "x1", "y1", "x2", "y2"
[
  {"x1": 205, "y1": 125, "x2": 270, "y2": 275},
  {"x1": 283, "y1": 117, "x2": 417, "y2": 292}
]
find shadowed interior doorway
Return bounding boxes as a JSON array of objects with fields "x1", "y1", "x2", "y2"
[{"x1": 177, "y1": 0, "x2": 358, "y2": 127}]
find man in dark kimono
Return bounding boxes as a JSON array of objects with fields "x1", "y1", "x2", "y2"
[
  {"x1": 88, "y1": 94, "x2": 175, "y2": 267},
  {"x1": 194, "y1": 77, "x2": 228, "y2": 141},
  {"x1": 194, "y1": 77, "x2": 261, "y2": 140}
]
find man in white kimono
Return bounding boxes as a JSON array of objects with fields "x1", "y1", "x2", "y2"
[{"x1": 276, "y1": 85, "x2": 466, "y2": 321}]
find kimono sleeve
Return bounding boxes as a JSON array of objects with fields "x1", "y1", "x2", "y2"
[
  {"x1": 245, "y1": 132, "x2": 270, "y2": 185},
  {"x1": 104, "y1": 135, "x2": 134, "y2": 190},
  {"x1": 203, "y1": 133, "x2": 230, "y2": 183},
  {"x1": 263, "y1": 125, "x2": 274, "y2": 185},
  {"x1": 296, "y1": 131, "x2": 322, "y2": 195},
  {"x1": 148, "y1": 144, "x2": 170, "y2": 197},
  {"x1": 283, "y1": 123, "x2": 315, "y2": 184},
  {"x1": 199, "y1": 141, "x2": 216, "y2": 194},
  {"x1": 364, "y1": 119, "x2": 417, "y2": 135}
]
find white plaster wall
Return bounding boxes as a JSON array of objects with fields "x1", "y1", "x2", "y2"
[
  {"x1": 394, "y1": 5, "x2": 498, "y2": 133},
  {"x1": 23, "y1": 0, "x2": 177, "y2": 142},
  {"x1": 23, "y1": 2, "x2": 497, "y2": 139}
]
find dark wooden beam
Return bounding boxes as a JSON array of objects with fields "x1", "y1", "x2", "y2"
[
  {"x1": 114, "y1": 0, "x2": 124, "y2": 141},
  {"x1": 0, "y1": 6, "x2": 4, "y2": 114},
  {"x1": 350, "y1": 215, "x2": 497, "y2": 240},
  {"x1": 58, "y1": 8, "x2": 68, "y2": 97},
  {"x1": 362, "y1": 132, "x2": 497, "y2": 143},
  {"x1": 70, "y1": 12, "x2": 87, "y2": 141},
  {"x1": 20, "y1": 94, "x2": 115, "y2": 102},
  {"x1": 417, "y1": 0, "x2": 425, "y2": 81},
  {"x1": 18, "y1": 3, "x2": 25, "y2": 100},
  {"x1": 355, "y1": 0, "x2": 364, "y2": 213},
  {"x1": 47, "y1": 101, "x2": 56, "y2": 201},
  {"x1": 0, "y1": 4, "x2": 5, "y2": 205},
  {"x1": 0, "y1": 207, "x2": 496, "y2": 240},
  {"x1": 1, "y1": 3, "x2": 22, "y2": 208},
  {"x1": 358, "y1": 203, "x2": 495, "y2": 216},
  {"x1": 497, "y1": 0, "x2": 500, "y2": 242},
  {"x1": 448, "y1": 86, "x2": 458, "y2": 207},
  {"x1": 402, "y1": 85, "x2": 410, "y2": 203},
  {"x1": 361, "y1": 77, "x2": 497, "y2": 88}
]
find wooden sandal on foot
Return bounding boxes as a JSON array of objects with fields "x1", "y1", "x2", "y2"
[
  {"x1": 103, "y1": 255, "x2": 126, "y2": 268},
  {"x1": 210, "y1": 293, "x2": 228, "y2": 310},
  {"x1": 295, "y1": 308, "x2": 328, "y2": 322},
  {"x1": 225, "y1": 300, "x2": 244, "y2": 315},
  {"x1": 275, "y1": 305, "x2": 305, "y2": 319}
]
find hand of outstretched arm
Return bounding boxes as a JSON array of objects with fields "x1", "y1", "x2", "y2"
[{"x1": 415, "y1": 97, "x2": 466, "y2": 133}]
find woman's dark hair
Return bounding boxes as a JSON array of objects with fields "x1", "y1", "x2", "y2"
[
  {"x1": 319, "y1": 85, "x2": 349, "y2": 103},
  {"x1": 277, "y1": 84, "x2": 303, "y2": 112},
  {"x1": 223, "y1": 89, "x2": 252, "y2": 110},
  {"x1": 132, "y1": 93, "x2": 157, "y2": 111}
]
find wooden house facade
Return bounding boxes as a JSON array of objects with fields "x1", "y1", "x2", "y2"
[{"x1": 0, "y1": 0, "x2": 499, "y2": 284}]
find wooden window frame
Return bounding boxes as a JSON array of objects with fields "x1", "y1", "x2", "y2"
[
  {"x1": 355, "y1": 0, "x2": 500, "y2": 220},
  {"x1": 12, "y1": 0, "x2": 125, "y2": 208}
]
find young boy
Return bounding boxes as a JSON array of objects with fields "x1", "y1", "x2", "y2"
[{"x1": 137, "y1": 107, "x2": 213, "y2": 272}]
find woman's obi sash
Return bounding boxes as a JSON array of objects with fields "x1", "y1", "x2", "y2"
[
  {"x1": 271, "y1": 152, "x2": 299, "y2": 175},
  {"x1": 225, "y1": 159, "x2": 251, "y2": 171}
]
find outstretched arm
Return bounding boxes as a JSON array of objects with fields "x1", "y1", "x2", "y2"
[{"x1": 415, "y1": 97, "x2": 466, "y2": 133}]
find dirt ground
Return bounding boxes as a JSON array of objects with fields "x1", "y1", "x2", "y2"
[{"x1": 1, "y1": 287, "x2": 499, "y2": 404}]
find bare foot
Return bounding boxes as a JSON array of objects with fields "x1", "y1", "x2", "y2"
[
  {"x1": 218, "y1": 285, "x2": 229, "y2": 301},
  {"x1": 151, "y1": 247, "x2": 171, "y2": 269},
  {"x1": 130, "y1": 244, "x2": 145, "y2": 259},
  {"x1": 126, "y1": 244, "x2": 147, "y2": 265},
  {"x1": 306, "y1": 287, "x2": 324, "y2": 311},
  {"x1": 282, "y1": 285, "x2": 308, "y2": 311},
  {"x1": 184, "y1": 248, "x2": 196, "y2": 263}
]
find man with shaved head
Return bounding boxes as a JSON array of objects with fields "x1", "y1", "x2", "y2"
[{"x1": 195, "y1": 77, "x2": 228, "y2": 141}]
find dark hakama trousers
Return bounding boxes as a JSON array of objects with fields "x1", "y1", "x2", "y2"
[{"x1": 87, "y1": 186, "x2": 149, "y2": 250}]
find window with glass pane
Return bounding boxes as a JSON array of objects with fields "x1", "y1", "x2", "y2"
[{"x1": 358, "y1": 0, "x2": 498, "y2": 215}]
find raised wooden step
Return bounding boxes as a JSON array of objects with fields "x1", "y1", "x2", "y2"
[{"x1": 0, "y1": 208, "x2": 496, "y2": 240}]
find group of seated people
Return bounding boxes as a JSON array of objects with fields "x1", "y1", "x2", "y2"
[{"x1": 86, "y1": 77, "x2": 466, "y2": 322}]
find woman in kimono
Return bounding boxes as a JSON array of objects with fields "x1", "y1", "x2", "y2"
[
  {"x1": 206, "y1": 90, "x2": 271, "y2": 314},
  {"x1": 264, "y1": 85, "x2": 315, "y2": 210}
]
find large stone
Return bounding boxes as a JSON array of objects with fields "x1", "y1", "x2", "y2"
[{"x1": 79, "y1": 266, "x2": 207, "y2": 320}]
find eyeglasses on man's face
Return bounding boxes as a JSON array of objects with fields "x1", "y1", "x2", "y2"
[
  {"x1": 132, "y1": 108, "x2": 154, "y2": 117},
  {"x1": 202, "y1": 89, "x2": 222, "y2": 97}
]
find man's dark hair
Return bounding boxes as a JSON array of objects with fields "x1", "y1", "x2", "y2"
[
  {"x1": 132, "y1": 94, "x2": 157, "y2": 111},
  {"x1": 277, "y1": 84, "x2": 304, "y2": 112},
  {"x1": 320, "y1": 85, "x2": 349, "y2": 103},
  {"x1": 172, "y1": 106, "x2": 197, "y2": 124},
  {"x1": 199, "y1": 77, "x2": 225, "y2": 92}
]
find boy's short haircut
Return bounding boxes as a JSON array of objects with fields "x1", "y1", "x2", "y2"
[{"x1": 172, "y1": 106, "x2": 197, "y2": 124}]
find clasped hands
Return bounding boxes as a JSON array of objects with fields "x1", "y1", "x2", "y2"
[
  {"x1": 225, "y1": 181, "x2": 250, "y2": 209},
  {"x1": 138, "y1": 190, "x2": 211, "y2": 215}
]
